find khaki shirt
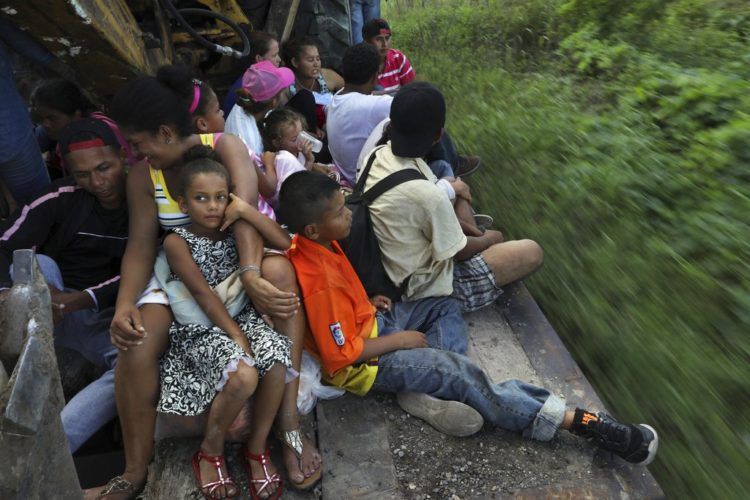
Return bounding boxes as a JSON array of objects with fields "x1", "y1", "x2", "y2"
[{"x1": 361, "y1": 144, "x2": 466, "y2": 300}]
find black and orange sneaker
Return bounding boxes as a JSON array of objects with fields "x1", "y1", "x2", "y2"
[{"x1": 571, "y1": 408, "x2": 659, "y2": 465}]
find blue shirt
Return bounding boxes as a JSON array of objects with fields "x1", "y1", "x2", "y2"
[{"x1": 222, "y1": 76, "x2": 243, "y2": 116}]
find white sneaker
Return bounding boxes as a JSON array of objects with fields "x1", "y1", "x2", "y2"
[
  {"x1": 473, "y1": 213, "x2": 494, "y2": 228},
  {"x1": 396, "y1": 392, "x2": 484, "y2": 437}
]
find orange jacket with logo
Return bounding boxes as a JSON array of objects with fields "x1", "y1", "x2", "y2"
[{"x1": 288, "y1": 235, "x2": 378, "y2": 395}]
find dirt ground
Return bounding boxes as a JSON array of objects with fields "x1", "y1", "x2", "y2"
[{"x1": 373, "y1": 393, "x2": 622, "y2": 499}]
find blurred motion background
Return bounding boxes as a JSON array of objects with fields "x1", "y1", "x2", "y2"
[{"x1": 384, "y1": 0, "x2": 750, "y2": 497}]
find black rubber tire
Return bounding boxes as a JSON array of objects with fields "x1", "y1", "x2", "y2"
[
  {"x1": 236, "y1": 0, "x2": 272, "y2": 30},
  {"x1": 292, "y1": 0, "x2": 352, "y2": 73}
]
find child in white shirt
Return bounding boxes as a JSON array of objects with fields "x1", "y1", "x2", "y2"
[{"x1": 260, "y1": 108, "x2": 315, "y2": 209}]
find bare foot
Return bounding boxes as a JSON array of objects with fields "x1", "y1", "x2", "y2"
[
  {"x1": 280, "y1": 432, "x2": 322, "y2": 487},
  {"x1": 82, "y1": 487, "x2": 104, "y2": 500}
]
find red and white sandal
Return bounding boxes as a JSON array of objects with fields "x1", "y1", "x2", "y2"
[
  {"x1": 191, "y1": 450, "x2": 238, "y2": 499},
  {"x1": 243, "y1": 447, "x2": 283, "y2": 500}
]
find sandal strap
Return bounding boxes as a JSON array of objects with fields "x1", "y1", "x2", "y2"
[
  {"x1": 276, "y1": 428, "x2": 304, "y2": 457},
  {"x1": 96, "y1": 476, "x2": 139, "y2": 499},
  {"x1": 245, "y1": 447, "x2": 272, "y2": 462},
  {"x1": 196, "y1": 450, "x2": 226, "y2": 466},
  {"x1": 193, "y1": 450, "x2": 237, "y2": 499},
  {"x1": 251, "y1": 472, "x2": 281, "y2": 494},
  {"x1": 202, "y1": 478, "x2": 238, "y2": 497},
  {"x1": 244, "y1": 447, "x2": 282, "y2": 497}
]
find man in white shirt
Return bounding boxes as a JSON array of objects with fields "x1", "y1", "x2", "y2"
[
  {"x1": 328, "y1": 43, "x2": 482, "y2": 190},
  {"x1": 325, "y1": 43, "x2": 393, "y2": 186},
  {"x1": 363, "y1": 82, "x2": 543, "y2": 311}
]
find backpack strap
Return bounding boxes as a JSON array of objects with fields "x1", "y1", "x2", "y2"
[
  {"x1": 362, "y1": 168, "x2": 426, "y2": 204},
  {"x1": 353, "y1": 145, "x2": 386, "y2": 195},
  {"x1": 355, "y1": 146, "x2": 427, "y2": 203}
]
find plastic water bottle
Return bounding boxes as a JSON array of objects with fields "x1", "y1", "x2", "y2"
[{"x1": 298, "y1": 130, "x2": 323, "y2": 153}]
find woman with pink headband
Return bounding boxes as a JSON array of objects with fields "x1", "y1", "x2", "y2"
[{"x1": 91, "y1": 65, "x2": 321, "y2": 499}]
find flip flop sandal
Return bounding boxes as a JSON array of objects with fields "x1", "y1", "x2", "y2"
[
  {"x1": 192, "y1": 450, "x2": 238, "y2": 499},
  {"x1": 276, "y1": 428, "x2": 322, "y2": 490},
  {"x1": 242, "y1": 447, "x2": 283, "y2": 500},
  {"x1": 95, "y1": 476, "x2": 144, "y2": 499}
]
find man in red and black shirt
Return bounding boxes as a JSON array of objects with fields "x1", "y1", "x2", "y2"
[
  {"x1": 0, "y1": 118, "x2": 128, "y2": 453},
  {"x1": 363, "y1": 18, "x2": 415, "y2": 94}
]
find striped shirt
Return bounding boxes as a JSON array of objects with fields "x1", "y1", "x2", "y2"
[
  {"x1": 148, "y1": 134, "x2": 220, "y2": 230},
  {"x1": 149, "y1": 166, "x2": 191, "y2": 229},
  {"x1": 378, "y1": 49, "x2": 415, "y2": 94}
]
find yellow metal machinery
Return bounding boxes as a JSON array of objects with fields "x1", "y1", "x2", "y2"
[
  {"x1": 3, "y1": 0, "x2": 176, "y2": 99},
  {"x1": 1, "y1": 0, "x2": 351, "y2": 103}
]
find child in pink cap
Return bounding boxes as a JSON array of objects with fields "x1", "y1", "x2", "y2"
[
  {"x1": 224, "y1": 61, "x2": 296, "y2": 217},
  {"x1": 225, "y1": 60, "x2": 295, "y2": 155}
]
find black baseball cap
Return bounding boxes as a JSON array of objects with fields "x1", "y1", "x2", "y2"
[
  {"x1": 363, "y1": 18, "x2": 391, "y2": 40},
  {"x1": 57, "y1": 118, "x2": 121, "y2": 156},
  {"x1": 389, "y1": 82, "x2": 446, "y2": 158}
]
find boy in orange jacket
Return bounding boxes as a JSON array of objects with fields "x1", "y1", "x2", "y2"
[{"x1": 281, "y1": 170, "x2": 658, "y2": 464}]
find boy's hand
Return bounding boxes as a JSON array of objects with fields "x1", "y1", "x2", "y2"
[
  {"x1": 394, "y1": 330, "x2": 428, "y2": 349},
  {"x1": 221, "y1": 193, "x2": 251, "y2": 231},
  {"x1": 482, "y1": 229, "x2": 504, "y2": 245},
  {"x1": 49, "y1": 287, "x2": 94, "y2": 323},
  {"x1": 449, "y1": 178, "x2": 472, "y2": 202},
  {"x1": 369, "y1": 294, "x2": 392, "y2": 312}
]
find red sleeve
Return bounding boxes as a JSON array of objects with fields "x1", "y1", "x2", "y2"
[
  {"x1": 399, "y1": 53, "x2": 415, "y2": 85},
  {"x1": 304, "y1": 287, "x2": 365, "y2": 375}
]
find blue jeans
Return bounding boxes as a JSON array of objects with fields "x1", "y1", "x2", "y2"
[
  {"x1": 426, "y1": 130, "x2": 460, "y2": 171},
  {"x1": 428, "y1": 159, "x2": 455, "y2": 179},
  {"x1": 13, "y1": 255, "x2": 118, "y2": 452},
  {"x1": 371, "y1": 296, "x2": 565, "y2": 441},
  {"x1": 0, "y1": 130, "x2": 50, "y2": 206},
  {"x1": 0, "y1": 45, "x2": 49, "y2": 206},
  {"x1": 349, "y1": 0, "x2": 381, "y2": 44}
]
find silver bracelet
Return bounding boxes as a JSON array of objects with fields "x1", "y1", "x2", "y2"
[{"x1": 238, "y1": 265, "x2": 261, "y2": 276}]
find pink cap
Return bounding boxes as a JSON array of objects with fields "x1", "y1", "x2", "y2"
[{"x1": 241, "y1": 60, "x2": 295, "y2": 102}]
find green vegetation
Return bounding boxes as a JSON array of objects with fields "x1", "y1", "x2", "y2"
[{"x1": 384, "y1": 1, "x2": 750, "y2": 497}]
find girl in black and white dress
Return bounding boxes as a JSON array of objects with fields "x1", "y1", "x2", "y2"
[{"x1": 159, "y1": 145, "x2": 289, "y2": 499}]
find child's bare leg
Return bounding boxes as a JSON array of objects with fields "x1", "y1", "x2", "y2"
[
  {"x1": 247, "y1": 363, "x2": 286, "y2": 498},
  {"x1": 261, "y1": 255, "x2": 322, "y2": 483},
  {"x1": 200, "y1": 361, "x2": 258, "y2": 498},
  {"x1": 455, "y1": 197, "x2": 484, "y2": 237},
  {"x1": 560, "y1": 410, "x2": 575, "y2": 430}
]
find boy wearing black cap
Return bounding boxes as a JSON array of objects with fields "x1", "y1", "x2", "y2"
[
  {"x1": 363, "y1": 18, "x2": 415, "y2": 94},
  {"x1": 0, "y1": 118, "x2": 128, "y2": 453},
  {"x1": 362, "y1": 81, "x2": 543, "y2": 314}
]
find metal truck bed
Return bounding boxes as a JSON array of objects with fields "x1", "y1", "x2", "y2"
[{"x1": 142, "y1": 282, "x2": 663, "y2": 499}]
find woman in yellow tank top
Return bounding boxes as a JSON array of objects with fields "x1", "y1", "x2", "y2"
[
  {"x1": 94, "y1": 66, "x2": 321, "y2": 499},
  {"x1": 147, "y1": 133, "x2": 220, "y2": 229}
]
